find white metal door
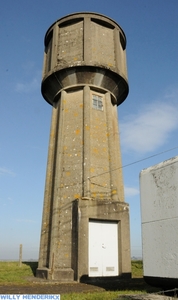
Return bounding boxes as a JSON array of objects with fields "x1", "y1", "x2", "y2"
[{"x1": 89, "y1": 220, "x2": 118, "y2": 277}]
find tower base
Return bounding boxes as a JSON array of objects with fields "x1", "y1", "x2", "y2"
[
  {"x1": 37, "y1": 198, "x2": 131, "y2": 282},
  {"x1": 36, "y1": 267, "x2": 74, "y2": 282},
  {"x1": 73, "y1": 198, "x2": 131, "y2": 281}
]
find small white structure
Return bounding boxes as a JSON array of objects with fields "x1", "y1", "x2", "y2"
[{"x1": 140, "y1": 156, "x2": 178, "y2": 288}]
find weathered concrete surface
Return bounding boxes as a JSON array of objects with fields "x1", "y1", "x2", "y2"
[
  {"x1": 42, "y1": 12, "x2": 128, "y2": 106},
  {"x1": 140, "y1": 156, "x2": 178, "y2": 287},
  {"x1": 37, "y1": 12, "x2": 131, "y2": 282},
  {"x1": 73, "y1": 198, "x2": 131, "y2": 280}
]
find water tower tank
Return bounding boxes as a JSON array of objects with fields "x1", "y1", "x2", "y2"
[{"x1": 41, "y1": 12, "x2": 128, "y2": 106}]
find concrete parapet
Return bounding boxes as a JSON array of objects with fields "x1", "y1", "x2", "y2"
[{"x1": 41, "y1": 12, "x2": 128, "y2": 106}]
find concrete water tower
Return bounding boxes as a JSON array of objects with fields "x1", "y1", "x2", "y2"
[{"x1": 37, "y1": 12, "x2": 131, "y2": 282}]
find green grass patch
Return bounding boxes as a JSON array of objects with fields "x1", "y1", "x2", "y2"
[
  {"x1": 0, "y1": 260, "x2": 160, "y2": 299},
  {"x1": 0, "y1": 260, "x2": 143, "y2": 284},
  {"x1": 61, "y1": 290, "x2": 147, "y2": 300},
  {"x1": 0, "y1": 261, "x2": 37, "y2": 284},
  {"x1": 131, "y1": 260, "x2": 143, "y2": 277}
]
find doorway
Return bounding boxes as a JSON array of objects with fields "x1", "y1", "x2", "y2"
[{"x1": 88, "y1": 219, "x2": 119, "y2": 277}]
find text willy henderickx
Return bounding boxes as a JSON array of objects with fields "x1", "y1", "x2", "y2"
[{"x1": 0, "y1": 296, "x2": 60, "y2": 300}]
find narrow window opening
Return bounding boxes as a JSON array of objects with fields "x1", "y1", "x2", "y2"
[
  {"x1": 45, "y1": 30, "x2": 53, "y2": 72},
  {"x1": 92, "y1": 94, "x2": 103, "y2": 111},
  {"x1": 119, "y1": 32, "x2": 126, "y2": 50}
]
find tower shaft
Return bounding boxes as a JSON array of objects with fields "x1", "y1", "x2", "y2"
[{"x1": 37, "y1": 12, "x2": 131, "y2": 281}]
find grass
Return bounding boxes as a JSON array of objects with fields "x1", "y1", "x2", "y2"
[
  {"x1": 61, "y1": 290, "x2": 147, "y2": 300},
  {"x1": 0, "y1": 261, "x2": 38, "y2": 283},
  {"x1": 0, "y1": 260, "x2": 159, "y2": 300},
  {"x1": 0, "y1": 260, "x2": 143, "y2": 284},
  {"x1": 131, "y1": 260, "x2": 143, "y2": 277}
]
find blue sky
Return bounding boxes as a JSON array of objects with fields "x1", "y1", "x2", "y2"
[{"x1": 0, "y1": 0, "x2": 178, "y2": 260}]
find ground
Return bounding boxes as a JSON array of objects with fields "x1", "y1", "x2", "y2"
[{"x1": 0, "y1": 277, "x2": 161, "y2": 294}]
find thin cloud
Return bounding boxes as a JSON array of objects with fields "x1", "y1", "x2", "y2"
[
  {"x1": 15, "y1": 76, "x2": 39, "y2": 93},
  {"x1": 1, "y1": 197, "x2": 13, "y2": 206},
  {"x1": 0, "y1": 167, "x2": 16, "y2": 176},
  {"x1": 164, "y1": 86, "x2": 178, "y2": 99},
  {"x1": 124, "y1": 186, "x2": 139, "y2": 197},
  {"x1": 120, "y1": 91, "x2": 178, "y2": 154},
  {"x1": 15, "y1": 67, "x2": 41, "y2": 93}
]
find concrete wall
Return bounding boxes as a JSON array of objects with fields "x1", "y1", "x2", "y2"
[
  {"x1": 140, "y1": 156, "x2": 178, "y2": 280},
  {"x1": 72, "y1": 198, "x2": 131, "y2": 281},
  {"x1": 41, "y1": 12, "x2": 128, "y2": 106},
  {"x1": 38, "y1": 86, "x2": 127, "y2": 273},
  {"x1": 37, "y1": 12, "x2": 131, "y2": 282}
]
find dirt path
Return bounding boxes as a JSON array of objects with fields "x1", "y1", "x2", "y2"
[
  {"x1": 0, "y1": 282, "x2": 104, "y2": 294},
  {"x1": 0, "y1": 277, "x2": 160, "y2": 295}
]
